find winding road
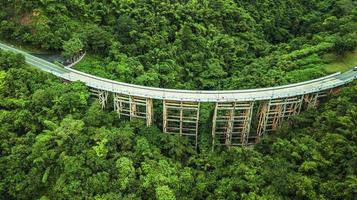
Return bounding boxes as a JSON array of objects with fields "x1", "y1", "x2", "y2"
[{"x1": 1, "y1": 42, "x2": 356, "y2": 102}]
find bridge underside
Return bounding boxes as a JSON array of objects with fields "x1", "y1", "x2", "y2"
[
  {"x1": 256, "y1": 95, "x2": 304, "y2": 140},
  {"x1": 113, "y1": 93, "x2": 153, "y2": 126},
  {"x1": 163, "y1": 100, "x2": 200, "y2": 150},
  {"x1": 90, "y1": 88, "x2": 109, "y2": 109},
  {"x1": 303, "y1": 90, "x2": 329, "y2": 109},
  {"x1": 256, "y1": 90, "x2": 331, "y2": 142},
  {"x1": 2, "y1": 41, "x2": 354, "y2": 151},
  {"x1": 212, "y1": 101, "x2": 254, "y2": 148},
  {"x1": 89, "y1": 89, "x2": 335, "y2": 150}
]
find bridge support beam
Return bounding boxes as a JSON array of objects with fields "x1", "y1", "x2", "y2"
[
  {"x1": 163, "y1": 100, "x2": 200, "y2": 150},
  {"x1": 256, "y1": 95, "x2": 304, "y2": 141},
  {"x1": 212, "y1": 101, "x2": 254, "y2": 149},
  {"x1": 90, "y1": 88, "x2": 109, "y2": 109},
  {"x1": 304, "y1": 90, "x2": 329, "y2": 109},
  {"x1": 113, "y1": 94, "x2": 153, "y2": 126}
]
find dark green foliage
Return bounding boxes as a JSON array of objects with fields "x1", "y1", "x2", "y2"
[
  {"x1": 0, "y1": 1, "x2": 356, "y2": 199},
  {"x1": 1, "y1": 0, "x2": 356, "y2": 89},
  {"x1": 0, "y1": 50, "x2": 356, "y2": 200},
  {"x1": 62, "y1": 37, "x2": 84, "y2": 59},
  {"x1": 0, "y1": 50, "x2": 25, "y2": 70}
]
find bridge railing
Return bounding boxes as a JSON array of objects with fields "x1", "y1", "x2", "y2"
[
  {"x1": 62, "y1": 66, "x2": 347, "y2": 102},
  {"x1": 2, "y1": 42, "x2": 357, "y2": 149}
]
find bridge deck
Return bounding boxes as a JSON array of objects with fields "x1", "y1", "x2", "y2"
[{"x1": 1, "y1": 42, "x2": 356, "y2": 102}]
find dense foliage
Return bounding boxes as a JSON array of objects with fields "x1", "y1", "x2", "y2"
[
  {"x1": 1, "y1": 50, "x2": 356, "y2": 200},
  {"x1": 0, "y1": 1, "x2": 356, "y2": 199},
  {"x1": 0, "y1": 0, "x2": 356, "y2": 89}
]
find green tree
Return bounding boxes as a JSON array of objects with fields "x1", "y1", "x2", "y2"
[
  {"x1": 156, "y1": 185, "x2": 176, "y2": 200},
  {"x1": 62, "y1": 37, "x2": 84, "y2": 59}
]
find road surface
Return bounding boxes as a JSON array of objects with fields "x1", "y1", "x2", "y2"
[{"x1": 1, "y1": 42, "x2": 356, "y2": 102}]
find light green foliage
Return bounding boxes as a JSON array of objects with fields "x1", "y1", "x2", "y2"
[
  {"x1": 323, "y1": 50, "x2": 357, "y2": 73},
  {"x1": 0, "y1": 70, "x2": 5, "y2": 90},
  {"x1": 93, "y1": 137, "x2": 108, "y2": 158},
  {"x1": 156, "y1": 185, "x2": 176, "y2": 200},
  {"x1": 115, "y1": 157, "x2": 135, "y2": 190}
]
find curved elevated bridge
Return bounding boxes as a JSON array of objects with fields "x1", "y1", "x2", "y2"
[{"x1": 1, "y1": 42, "x2": 356, "y2": 149}]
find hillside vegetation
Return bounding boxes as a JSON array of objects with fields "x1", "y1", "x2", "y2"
[
  {"x1": 0, "y1": 1, "x2": 356, "y2": 200},
  {"x1": 323, "y1": 50, "x2": 357, "y2": 72},
  {"x1": 0, "y1": 49, "x2": 356, "y2": 200},
  {"x1": 0, "y1": 0, "x2": 356, "y2": 89}
]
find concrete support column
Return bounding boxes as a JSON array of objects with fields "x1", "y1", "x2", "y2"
[{"x1": 146, "y1": 98, "x2": 153, "y2": 126}]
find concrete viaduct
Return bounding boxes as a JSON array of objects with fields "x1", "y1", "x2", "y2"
[{"x1": 1, "y1": 42, "x2": 356, "y2": 150}]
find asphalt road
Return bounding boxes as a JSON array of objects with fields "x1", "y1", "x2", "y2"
[{"x1": 1, "y1": 42, "x2": 356, "y2": 102}]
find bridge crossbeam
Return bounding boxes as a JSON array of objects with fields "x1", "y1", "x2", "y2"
[
  {"x1": 163, "y1": 100, "x2": 200, "y2": 150},
  {"x1": 90, "y1": 88, "x2": 109, "y2": 109},
  {"x1": 113, "y1": 94, "x2": 153, "y2": 126},
  {"x1": 1, "y1": 42, "x2": 356, "y2": 151},
  {"x1": 212, "y1": 101, "x2": 254, "y2": 148},
  {"x1": 256, "y1": 95, "x2": 304, "y2": 140},
  {"x1": 304, "y1": 90, "x2": 330, "y2": 109}
]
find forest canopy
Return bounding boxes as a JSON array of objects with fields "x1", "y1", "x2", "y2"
[
  {"x1": 0, "y1": 1, "x2": 357, "y2": 200},
  {"x1": 0, "y1": 0, "x2": 356, "y2": 89},
  {"x1": 0, "y1": 50, "x2": 356, "y2": 200}
]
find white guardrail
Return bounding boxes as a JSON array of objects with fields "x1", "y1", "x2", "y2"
[
  {"x1": 1, "y1": 42, "x2": 356, "y2": 102},
  {"x1": 62, "y1": 67, "x2": 353, "y2": 102}
]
